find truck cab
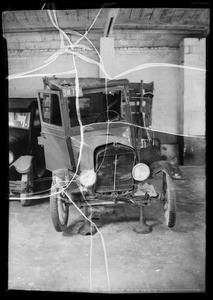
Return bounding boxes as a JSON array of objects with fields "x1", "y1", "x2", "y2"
[{"x1": 37, "y1": 76, "x2": 180, "y2": 235}]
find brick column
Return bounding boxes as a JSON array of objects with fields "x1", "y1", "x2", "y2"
[
  {"x1": 99, "y1": 37, "x2": 115, "y2": 78},
  {"x1": 179, "y1": 38, "x2": 206, "y2": 165}
]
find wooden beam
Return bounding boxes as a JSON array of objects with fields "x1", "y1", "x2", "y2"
[
  {"x1": 104, "y1": 8, "x2": 119, "y2": 37},
  {"x1": 140, "y1": 8, "x2": 154, "y2": 21},
  {"x1": 114, "y1": 19, "x2": 208, "y2": 28}
]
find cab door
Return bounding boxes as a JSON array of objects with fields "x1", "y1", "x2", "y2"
[{"x1": 37, "y1": 90, "x2": 75, "y2": 172}]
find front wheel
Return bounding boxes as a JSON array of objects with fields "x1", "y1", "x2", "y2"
[
  {"x1": 162, "y1": 172, "x2": 176, "y2": 227},
  {"x1": 50, "y1": 184, "x2": 69, "y2": 232}
]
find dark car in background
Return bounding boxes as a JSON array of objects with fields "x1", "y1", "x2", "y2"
[{"x1": 9, "y1": 98, "x2": 46, "y2": 206}]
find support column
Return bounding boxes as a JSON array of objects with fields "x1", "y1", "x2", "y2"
[
  {"x1": 179, "y1": 38, "x2": 206, "y2": 165},
  {"x1": 99, "y1": 37, "x2": 115, "y2": 78}
]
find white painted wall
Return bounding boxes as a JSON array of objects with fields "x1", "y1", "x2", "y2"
[
  {"x1": 5, "y1": 31, "x2": 101, "y2": 97},
  {"x1": 114, "y1": 47, "x2": 181, "y2": 136},
  {"x1": 8, "y1": 50, "x2": 100, "y2": 97},
  {"x1": 4, "y1": 29, "x2": 206, "y2": 141},
  {"x1": 180, "y1": 38, "x2": 206, "y2": 136}
]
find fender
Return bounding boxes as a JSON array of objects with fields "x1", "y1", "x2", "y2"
[
  {"x1": 52, "y1": 168, "x2": 80, "y2": 193},
  {"x1": 149, "y1": 160, "x2": 182, "y2": 179},
  {"x1": 11, "y1": 155, "x2": 33, "y2": 174}
]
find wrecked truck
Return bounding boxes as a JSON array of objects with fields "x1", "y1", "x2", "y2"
[{"x1": 37, "y1": 76, "x2": 181, "y2": 234}]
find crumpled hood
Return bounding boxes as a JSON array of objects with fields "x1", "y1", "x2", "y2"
[{"x1": 71, "y1": 125, "x2": 133, "y2": 170}]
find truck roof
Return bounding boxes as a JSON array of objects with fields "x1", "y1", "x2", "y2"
[{"x1": 43, "y1": 77, "x2": 129, "y2": 91}]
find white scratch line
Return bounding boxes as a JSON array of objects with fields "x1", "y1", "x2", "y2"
[
  {"x1": 83, "y1": 121, "x2": 205, "y2": 139},
  {"x1": 48, "y1": 8, "x2": 110, "y2": 292},
  {"x1": 73, "y1": 8, "x2": 103, "y2": 48},
  {"x1": 64, "y1": 190, "x2": 111, "y2": 291}
]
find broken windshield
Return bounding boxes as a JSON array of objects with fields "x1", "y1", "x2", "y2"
[{"x1": 68, "y1": 90, "x2": 122, "y2": 127}]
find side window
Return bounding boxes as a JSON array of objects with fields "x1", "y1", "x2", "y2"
[
  {"x1": 39, "y1": 93, "x2": 62, "y2": 126},
  {"x1": 121, "y1": 91, "x2": 126, "y2": 118}
]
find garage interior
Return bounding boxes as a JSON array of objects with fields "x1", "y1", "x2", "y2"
[{"x1": 4, "y1": 6, "x2": 208, "y2": 293}]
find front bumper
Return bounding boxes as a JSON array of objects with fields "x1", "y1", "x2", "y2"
[
  {"x1": 78, "y1": 192, "x2": 160, "y2": 207},
  {"x1": 65, "y1": 180, "x2": 160, "y2": 206}
]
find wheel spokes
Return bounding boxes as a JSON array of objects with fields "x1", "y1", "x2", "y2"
[{"x1": 57, "y1": 196, "x2": 68, "y2": 225}]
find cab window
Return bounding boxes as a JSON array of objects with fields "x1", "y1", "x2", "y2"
[
  {"x1": 39, "y1": 93, "x2": 62, "y2": 126},
  {"x1": 68, "y1": 91, "x2": 121, "y2": 127}
]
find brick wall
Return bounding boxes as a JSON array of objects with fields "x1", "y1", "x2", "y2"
[
  {"x1": 4, "y1": 30, "x2": 101, "y2": 97},
  {"x1": 4, "y1": 29, "x2": 206, "y2": 164}
]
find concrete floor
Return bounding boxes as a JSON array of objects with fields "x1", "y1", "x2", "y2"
[{"x1": 8, "y1": 166, "x2": 206, "y2": 293}]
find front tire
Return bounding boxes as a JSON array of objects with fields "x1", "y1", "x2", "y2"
[
  {"x1": 50, "y1": 184, "x2": 69, "y2": 232},
  {"x1": 162, "y1": 172, "x2": 176, "y2": 227}
]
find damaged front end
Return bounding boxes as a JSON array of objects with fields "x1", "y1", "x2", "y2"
[{"x1": 69, "y1": 142, "x2": 162, "y2": 207}]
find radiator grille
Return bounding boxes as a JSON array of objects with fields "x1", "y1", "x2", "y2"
[{"x1": 94, "y1": 144, "x2": 135, "y2": 192}]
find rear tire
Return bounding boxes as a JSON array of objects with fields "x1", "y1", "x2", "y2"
[
  {"x1": 162, "y1": 172, "x2": 176, "y2": 227},
  {"x1": 50, "y1": 184, "x2": 69, "y2": 232}
]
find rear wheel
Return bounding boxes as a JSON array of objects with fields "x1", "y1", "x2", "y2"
[
  {"x1": 50, "y1": 184, "x2": 69, "y2": 232},
  {"x1": 162, "y1": 172, "x2": 176, "y2": 227}
]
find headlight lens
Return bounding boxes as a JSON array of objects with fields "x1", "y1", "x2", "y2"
[
  {"x1": 132, "y1": 163, "x2": 150, "y2": 181},
  {"x1": 55, "y1": 176, "x2": 67, "y2": 187},
  {"x1": 79, "y1": 169, "x2": 97, "y2": 188},
  {"x1": 9, "y1": 151, "x2": 14, "y2": 164}
]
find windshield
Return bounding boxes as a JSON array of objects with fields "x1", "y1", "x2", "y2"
[
  {"x1": 68, "y1": 90, "x2": 122, "y2": 127},
  {"x1": 9, "y1": 112, "x2": 31, "y2": 129}
]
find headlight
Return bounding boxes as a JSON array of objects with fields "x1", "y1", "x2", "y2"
[
  {"x1": 132, "y1": 163, "x2": 150, "y2": 181},
  {"x1": 79, "y1": 169, "x2": 97, "y2": 188},
  {"x1": 55, "y1": 176, "x2": 67, "y2": 187},
  {"x1": 9, "y1": 151, "x2": 14, "y2": 164}
]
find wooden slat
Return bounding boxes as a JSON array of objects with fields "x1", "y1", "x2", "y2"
[
  {"x1": 128, "y1": 7, "x2": 141, "y2": 20},
  {"x1": 3, "y1": 8, "x2": 209, "y2": 33},
  {"x1": 169, "y1": 9, "x2": 186, "y2": 23},
  {"x1": 24, "y1": 10, "x2": 41, "y2": 26},
  {"x1": 2, "y1": 11, "x2": 18, "y2": 31},
  {"x1": 104, "y1": 8, "x2": 119, "y2": 37},
  {"x1": 35, "y1": 10, "x2": 50, "y2": 27},
  {"x1": 140, "y1": 8, "x2": 155, "y2": 21},
  {"x1": 55, "y1": 10, "x2": 81, "y2": 28},
  {"x1": 89, "y1": 9, "x2": 106, "y2": 27},
  {"x1": 14, "y1": 11, "x2": 28, "y2": 24},
  {"x1": 159, "y1": 8, "x2": 175, "y2": 23},
  {"x1": 116, "y1": 8, "x2": 132, "y2": 22},
  {"x1": 63, "y1": 10, "x2": 79, "y2": 23},
  {"x1": 195, "y1": 9, "x2": 210, "y2": 24},
  {"x1": 181, "y1": 8, "x2": 198, "y2": 23},
  {"x1": 148, "y1": 8, "x2": 165, "y2": 23},
  {"x1": 194, "y1": 9, "x2": 210, "y2": 24},
  {"x1": 12, "y1": 11, "x2": 22, "y2": 25},
  {"x1": 8, "y1": 11, "x2": 29, "y2": 28}
]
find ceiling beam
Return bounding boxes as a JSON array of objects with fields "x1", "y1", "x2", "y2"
[
  {"x1": 103, "y1": 8, "x2": 119, "y2": 37},
  {"x1": 3, "y1": 27, "x2": 209, "y2": 37}
]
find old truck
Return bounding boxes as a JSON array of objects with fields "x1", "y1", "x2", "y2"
[{"x1": 37, "y1": 76, "x2": 181, "y2": 235}]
